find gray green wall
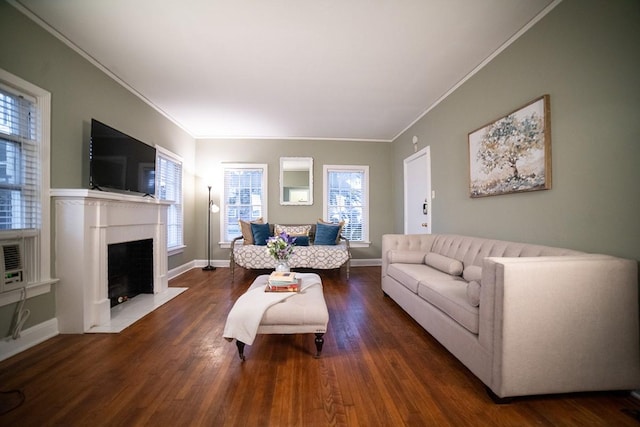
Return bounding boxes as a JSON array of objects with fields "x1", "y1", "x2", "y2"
[
  {"x1": 194, "y1": 139, "x2": 392, "y2": 263},
  {"x1": 393, "y1": 0, "x2": 640, "y2": 261}
]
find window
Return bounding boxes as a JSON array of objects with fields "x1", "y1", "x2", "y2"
[
  {"x1": 221, "y1": 163, "x2": 268, "y2": 242},
  {"x1": 323, "y1": 165, "x2": 369, "y2": 245},
  {"x1": 0, "y1": 69, "x2": 52, "y2": 286},
  {"x1": 155, "y1": 147, "x2": 183, "y2": 254}
]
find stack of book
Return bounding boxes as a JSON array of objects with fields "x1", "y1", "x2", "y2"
[{"x1": 266, "y1": 271, "x2": 299, "y2": 292}]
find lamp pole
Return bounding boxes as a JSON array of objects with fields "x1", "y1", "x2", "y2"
[{"x1": 203, "y1": 185, "x2": 215, "y2": 271}]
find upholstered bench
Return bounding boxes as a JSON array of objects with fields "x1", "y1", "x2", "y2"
[{"x1": 223, "y1": 273, "x2": 329, "y2": 360}]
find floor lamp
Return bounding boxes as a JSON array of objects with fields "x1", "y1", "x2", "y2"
[{"x1": 203, "y1": 185, "x2": 218, "y2": 271}]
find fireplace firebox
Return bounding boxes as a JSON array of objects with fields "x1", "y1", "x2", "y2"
[{"x1": 108, "y1": 239, "x2": 154, "y2": 307}]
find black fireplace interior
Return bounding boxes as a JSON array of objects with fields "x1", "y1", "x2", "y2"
[{"x1": 108, "y1": 238, "x2": 154, "y2": 307}]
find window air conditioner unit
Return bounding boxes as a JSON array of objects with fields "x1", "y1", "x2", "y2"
[{"x1": 1, "y1": 240, "x2": 25, "y2": 293}]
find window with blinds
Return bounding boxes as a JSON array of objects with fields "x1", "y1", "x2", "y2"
[
  {"x1": 156, "y1": 148, "x2": 183, "y2": 251},
  {"x1": 323, "y1": 165, "x2": 369, "y2": 242},
  {"x1": 0, "y1": 86, "x2": 40, "y2": 231},
  {"x1": 222, "y1": 164, "x2": 267, "y2": 242}
]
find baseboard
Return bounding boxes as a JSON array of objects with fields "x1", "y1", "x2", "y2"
[
  {"x1": 632, "y1": 390, "x2": 640, "y2": 401},
  {"x1": 0, "y1": 318, "x2": 59, "y2": 362},
  {"x1": 168, "y1": 260, "x2": 198, "y2": 280},
  {"x1": 350, "y1": 258, "x2": 382, "y2": 267}
]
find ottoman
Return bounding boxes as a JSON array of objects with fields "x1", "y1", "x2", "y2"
[{"x1": 224, "y1": 273, "x2": 329, "y2": 360}]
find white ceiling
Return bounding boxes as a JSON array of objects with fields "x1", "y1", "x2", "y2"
[{"x1": 14, "y1": 0, "x2": 556, "y2": 141}]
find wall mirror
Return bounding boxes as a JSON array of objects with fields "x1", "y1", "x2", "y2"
[{"x1": 280, "y1": 157, "x2": 313, "y2": 205}]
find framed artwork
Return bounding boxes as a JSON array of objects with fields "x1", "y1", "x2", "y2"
[{"x1": 468, "y1": 95, "x2": 551, "y2": 198}]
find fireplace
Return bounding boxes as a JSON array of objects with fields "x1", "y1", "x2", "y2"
[
  {"x1": 52, "y1": 189, "x2": 169, "y2": 333},
  {"x1": 108, "y1": 238, "x2": 154, "y2": 307}
]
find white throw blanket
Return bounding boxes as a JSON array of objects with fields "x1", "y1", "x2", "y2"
[{"x1": 223, "y1": 273, "x2": 321, "y2": 345}]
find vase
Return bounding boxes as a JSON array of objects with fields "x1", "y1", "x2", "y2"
[{"x1": 275, "y1": 260, "x2": 290, "y2": 272}]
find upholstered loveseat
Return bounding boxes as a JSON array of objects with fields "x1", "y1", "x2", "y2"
[
  {"x1": 231, "y1": 222, "x2": 351, "y2": 280},
  {"x1": 381, "y1": 233, "x2": 640, "y2": 400}
]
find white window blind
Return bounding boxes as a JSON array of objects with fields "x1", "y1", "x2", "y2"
[
  {"x1": 222, "y1": 164, "x2": 267, "y2": 242},
  {"x1": 0, "y1": 85, "x2": 40, "y2": 231},
  {"x1": 324, "y1": 165, "x2": 369, "y2": 242},
  {"x1": 156, "y1": 148, "x2": 183, "y2": 251}
]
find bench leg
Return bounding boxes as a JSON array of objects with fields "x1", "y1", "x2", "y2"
[
  {"x1": 236, "y1": 340, "x2": 246, "y2": 361},
  {"x1": 314, "y1": 333, "x2": 324, "y2": 358}
]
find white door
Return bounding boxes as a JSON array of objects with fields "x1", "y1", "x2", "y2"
[{"x1": 404, "y1": 147, "x2": 432, "y2": 234}]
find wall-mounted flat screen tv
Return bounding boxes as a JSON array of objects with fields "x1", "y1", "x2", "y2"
[{"x1": 90, "y1": 119, "x2": 156, "y2": 196}]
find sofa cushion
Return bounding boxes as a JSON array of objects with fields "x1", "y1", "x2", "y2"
[
  {"x1": 251, "y1": 222, "x2": 271, "y2": 246},
  {"x1": 463, "y1": 265, "x2": 482, "y2": 283},
  {"x1": 239, "y1": 217, "x2": 263, "y2": 245},
  {"x1": 466, "y1": 280, "x2": 481, "y2": 307},
  {"x1": 314, "y1": 222, "x2": 341, "y2": 245},
  {"x1": 387, "y1": 263, "x2": 455, "y2": 294},
  {"x1": 274, "y1": 224, "x2": 312, "y2": 237},
  {"x1": 234, "y1": 244, "x2": 348, "y2": 270},
  {"x1": 425, "y1": 253, "x2": 463, "y2": 276},
  {"x1": 417, "y1": 279, "x2": 479, "y2": 334},
  {"x1": 388, "y1": 250, "x2": 428, "y2": 264}
]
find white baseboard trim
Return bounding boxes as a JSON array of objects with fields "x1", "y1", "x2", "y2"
[
  {"x1": 350, "y1": 258, "x2": 382, "y2": 267},
  {"x1": 168, "y1": 260, "x2": 198, "y2": 280},
  {"x1": 0, "y1": 318, "x2": 59, "y2": 362}
]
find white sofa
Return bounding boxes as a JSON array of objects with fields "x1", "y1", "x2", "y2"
[
  {"x1": 381, "y1": 233, "x2": 640, "y2": 400},
  {"x1": 231, "y1": 223, "x2": 351, "y2": 280}
]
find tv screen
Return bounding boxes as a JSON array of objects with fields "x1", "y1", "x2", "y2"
[{"x1": 90, "y1": 119, "x2": 156, "y2": 195}]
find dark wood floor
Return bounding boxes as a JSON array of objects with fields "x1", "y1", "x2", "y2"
[{"x1": 0, "y1": 266, "x2": 639, "y2": 426}]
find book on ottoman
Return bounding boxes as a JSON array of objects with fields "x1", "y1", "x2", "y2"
[{"x1": 266, "y1": 271, "x2": 299, "y2": 292}]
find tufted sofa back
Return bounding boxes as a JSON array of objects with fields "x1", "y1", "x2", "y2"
[
  {"x1": 430, "y1": 234, "x2": 584, "y2": 268},
  {"x1": 381, "y1": 233, "x2": 585, "y2": 276}
]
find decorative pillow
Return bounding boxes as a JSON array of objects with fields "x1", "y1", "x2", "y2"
[
  {"x1": 314, "y1": 222, "x2": 341, "y2": 245},
  {"x1": 239, "y1": 217, "x2": 263, "y2": 245},
  {"x1": 317, "y1": 218, "x2": 344, "y2": 243},
  {"x1": 294, "y1": 235, "x2": 310, "y2": 246},
  {"x1": 388, "y1": 250, "x2": 428, "y2": 264},
  {"x1": 463, "y1": 265, "x2": 482, "y2": 283},
  {"x1": 466, "y1": 280, "x2": 481, "y2": 307},
  {"x1": 250, "y1": 222, "x2": 271, "y2": 246},
  {"x1": 424, "y1": 252, "x2": 464, "y2": 276},
  {"x1": 274, "y1": 224, "x2": 312, "y2": 237}
]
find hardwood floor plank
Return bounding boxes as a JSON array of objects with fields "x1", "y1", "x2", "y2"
[{"x1": 1, "y1": 266, "x2": 639, "y2": 426}]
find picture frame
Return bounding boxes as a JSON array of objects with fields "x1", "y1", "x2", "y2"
[{"x1": 468, "y1": 95, "x2": 551, "y2": 198}]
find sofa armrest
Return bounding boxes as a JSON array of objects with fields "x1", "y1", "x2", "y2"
[{"x1": 482, "y1": 255, "x2": 640, "y2": 398}]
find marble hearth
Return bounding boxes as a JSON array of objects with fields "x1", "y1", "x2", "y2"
[{"x1": 51, "y1": 189, "x2": 170, "y2": 333}]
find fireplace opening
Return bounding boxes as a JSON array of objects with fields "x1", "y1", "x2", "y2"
[{"x1": 108, "y1": 238, "x2": 154, "y2": 307}]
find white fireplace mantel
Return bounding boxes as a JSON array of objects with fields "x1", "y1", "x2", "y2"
[{"x1": 51, "y1": 189, "x2": 170, "y2": 333}]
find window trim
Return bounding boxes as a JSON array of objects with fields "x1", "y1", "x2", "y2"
[
  {"x1": 220, "y1": 162, "x2": 268, "y2": 245},
  {"x1": 0, "y1": 68, "x2": 54, "y2": 303},
  {"x1": 322, "y1": 164, "x2": 370, "y2": 247},
  {"x1": 155, "y1": 145, "x2": 184, "y2": 255}
]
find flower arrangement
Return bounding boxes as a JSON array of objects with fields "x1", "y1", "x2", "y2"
[{"x1": 266, "y1": 231, "x2": 297, "y2": 262}]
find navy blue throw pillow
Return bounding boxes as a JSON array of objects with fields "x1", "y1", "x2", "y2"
[
  {"x1": 251, "y1": 222, "x2": 270, "y2": 246},
  {"x1": 294, "y1": 235, "x2": 309, "y2": 246},
  {"x1": 314, "y1": 222, "x2": 340, "y2": 245}
]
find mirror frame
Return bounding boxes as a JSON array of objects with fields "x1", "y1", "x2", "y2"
[{"x1": 279, "y1": 157, "x2": 313, "y2": 205}]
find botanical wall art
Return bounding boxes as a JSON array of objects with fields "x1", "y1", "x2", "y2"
[{"x1": 468, "y1": 95, "x2": 551, "y2": 198}]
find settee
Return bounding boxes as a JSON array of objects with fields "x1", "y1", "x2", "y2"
[
  {"x1": 381, "y1": 233, "x2": 640, "y2": 400},
  {"x1": 231, "y1": 222, "x2": 351, "y2": 280}
]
